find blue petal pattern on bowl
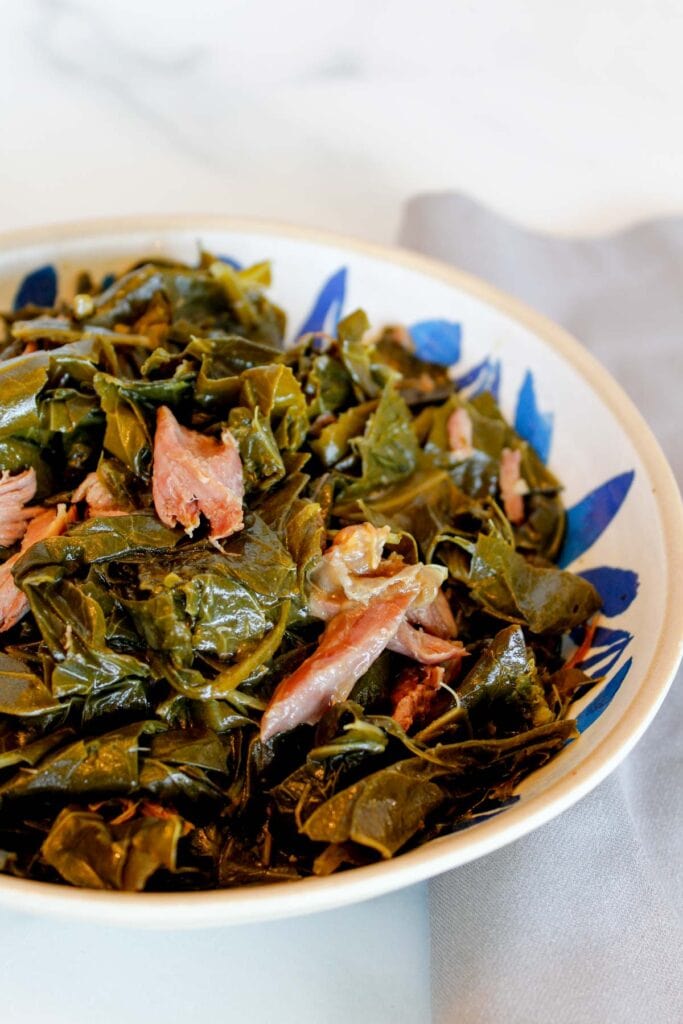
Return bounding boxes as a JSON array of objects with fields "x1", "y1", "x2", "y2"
[
  {"x1": 559, "y1": 471, "x2": 634, "y2": 567},
  {"x1": 409, "y1": 320, "x2": 461, "y2": 364},
  {"x1": 12, "y1": 264, "x2": 57, "y2": 310},
  {"x1": 514, "y1": 370, "x2": 553, "y2": 463},
  {"x1": 454, "y1": 355, "x2": 502, "y2": 401},
  {"x1": 576, "y1": 657, "x2": 633, "y2": 732},
  {"x1": 218, "y1": 254, "x2": 243, "y2": 270},
  {"x1": 578, "y1": 567, "x2": 638, "y2": 616},
  {"x1": 297, "y1": 267, "x2": 347, "y2": 337},
  {"x1": 577, "y1": 627, "x2": 633, "y2": 679}
]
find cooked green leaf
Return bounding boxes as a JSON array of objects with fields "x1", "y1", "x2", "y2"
[
  {"x1": 0, "y1": 252, "x2": 600, "y2": 892},
  {"x1": 93, "y1": 373, "x2": 152, "y2": 477},
  {"x1": 468, "y1": 533, "x2": 601, "y2": 633},
  {"x1": 342, "y1": 382, "x2": 418, "y2": 498},
  {"x1": 0, "y1": 721, "x2": 164, "y2": 800},
  {"x1": 302, "y1": 759, "x2": 445, "y2": 857},
  {"x1": 310, "y1": 401, "x2": 375, "y2": 468},
  {"x1": 41, "y1": 806, "x2": 185, "y2": 890},
  {"x1": 0, "y1": 652, "x2": 60, "y2": 716}
]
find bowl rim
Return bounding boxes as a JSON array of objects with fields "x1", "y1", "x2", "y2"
[{"x1": 0, "y1": 213, "x2": 681, "y2": 927}]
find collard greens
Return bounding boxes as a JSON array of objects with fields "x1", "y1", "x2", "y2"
[{"x1": 0, "y1": 253, "x2": 599, "y2": 891}]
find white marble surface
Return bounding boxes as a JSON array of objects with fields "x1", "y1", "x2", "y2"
[
  {"x1": 1, "y1": 1, "x2": 682, "y2": 245},
  {"x1": 0, "y1": 3, "x2": 681, "y2": 1022}
]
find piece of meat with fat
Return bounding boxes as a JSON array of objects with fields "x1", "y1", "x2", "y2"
[
  {"x1": 310, "y1": 522, "x2": 446, "y2": 619},
  {"x1": 152, "y1": 406, "x2": 244, "y2": 541},
  {"x1": 0, "y1": 468, "x2": 39, "y2": 548},
  {"x1": 392, "y1": 666, "x2": 445, "y2": 731},
  {"x1": 499, "y1": 446, "x2": 527, "y2": 525},
  {"x1": 0, "y1": 505, "x2": 73, "y2": 633},
  {"x1": 260, "y1": 587, "x2": 417, "y2": 741},
  {"x1": 72, "y1": 472, "x2": 130, "y2": 517},
  {"x1": 408, "y1": 589, "x2": 457, "y2": 638},
  {"x1": 311, "y1": 522, "x2": 392, "y2": 597},
  {"x1": 309, "y1": 561, "x2": 445, "y2": 621},
  {"x1": 307, "y1": 596, "x2": 464, "y2": 664},
  {"x1": 447, "y1": 407, "x2": 473, "y2": 460},
  {"x1": 308, "y1": 522, "x2": 461, "y2": 664},
  {"x1": 390, "y1": 619, "x2": 465, "y2": 665}
]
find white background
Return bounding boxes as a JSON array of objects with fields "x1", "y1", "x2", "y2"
[
  {"x1": 2, "y1": 1, "x2": 682, "y2": 243},
  {"x1": 0, "y1": 3, "x2": 681, "y2": 1022}
]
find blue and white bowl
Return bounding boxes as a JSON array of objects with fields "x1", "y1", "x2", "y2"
[{"x1": 0, "y1": 216, "x2": 681, "y2": 927}]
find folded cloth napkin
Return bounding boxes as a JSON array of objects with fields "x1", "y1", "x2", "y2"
[{"x1": 399, "y1": 194, "x2": 683, "y2": 1024}]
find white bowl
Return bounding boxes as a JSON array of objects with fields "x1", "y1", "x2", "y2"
[{"x1": 0, "y1": 216, "x2": 681, "y2": 927}]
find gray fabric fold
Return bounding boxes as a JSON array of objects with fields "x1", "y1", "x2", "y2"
[{"x1": 399, "y1": 193, "x2": 683, "y2": 1024}]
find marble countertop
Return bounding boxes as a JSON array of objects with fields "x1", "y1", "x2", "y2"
[
  {"x1": 2, "y1": 1, "x2": 682, "y2": 245},
  {"x1": 0, "y1": 3, "x2": 680, "y2": 1023}
]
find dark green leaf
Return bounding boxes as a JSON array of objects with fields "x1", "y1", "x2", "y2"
[
  {"x1": 0, "y1": 729, "x2": 74, "y2": 771},
  {"x1": 41, "y1": 806, "x2": 185, "y2": 890},
  {"x1": 218, "y1": 513, "x2": 298, "y2": 608},
  {"x1": 307, "y1": 353, "x2": 354, "y2": 416},
  {"x1": 283, "y1": 499, "x2": 324, "y2": 597},
  {"x1": 349, "y1": 650, "x2": 395, "y2": 711},
  {"x1": 150, "y1": 728, "x2": 228, "y2": 773},
  {"x1": 14, "y1": 514, "x2": 181, "y2": 584},
  {"x1": 240, "y1": 364, "x2": 308, "y2": 451},
  {"x1": 81, "y1": 678, "x2": 152, "y2": 729},
  {"x1": 93, "y1": 373, "x2": 151, "y2": 477},
  {"x1": 468, "y1": 533, "x2": 601, "y2": 633},
  {"x1": 208, "y1": 259, "x2": 285, "y2": 345},
  {"x1": 0, "y1": 721, "x2": 164, "y2": 800},
  {"x1": 302, "y1": 758, "x2": 445, "y2": 857},
  {"x1": 0, "y1": 340, "x2": 99, "y2": 440},
  {"x1": 310, "y1": 401, "x2": 375, "y2": 468},
  {"x1": 456, "y1": 625, "x2": 554, "y2": 731},
  {"x1": 342, "y1": 382, "x2": 419, "y2": 498},
  {"x1": 228, "y1": 405, "x2": 285, "y2": 491},
  {"x1": 0, "y1": 652, "x2": 60, "y2": 716}
]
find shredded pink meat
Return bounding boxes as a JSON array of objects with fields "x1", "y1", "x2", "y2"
[
  {"x1": 308, "y1": 522, "x2": 462, "y2": 664},
  {"x1": 391, "y1": 620, "x2": 465, "y2": 665},
  {"x1": 311, "y1": 522, "x2": 391, "y2": 597},
  {"x1": 260, "y1": 587, "x2": 416, "y2": 742},
  {"x1": 408, "y1": 589, "x2": 457, "y2": 638},
  {"x1": 447, "y1": 407, "x2": 473, "y2": 460},
  {"x1": 72, "y1": 472, "x2": 130, "y2": 517},
  {"x1": 307, "y1": 596, "x2": 463, "y2": 664},
  {"x1": 0, "y1": 469, "x2": 39, "y2": 548},
  {"x1": 499, "y1": 446, "x2": 526, "y2": 524},
  {"x1": 261, "y1": 522, "x2": 467, "y2": 740},
  {"x1": 309, "y1": 523, "x2": 445, "y2": 616},
  {"x1": 0, "y1": 505, "x2": 72, "y2": 633},
  {"x1": 152, "y1": 406, "x2": 244, "y2": 541},
  {"x1": 392, "y1": 665, "x2": 444, "y2": 731}
]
